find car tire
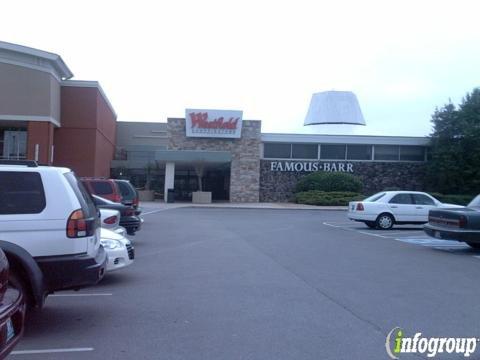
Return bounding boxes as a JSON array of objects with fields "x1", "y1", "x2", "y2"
[
  {"x1": 375, "y1": 213, "x2": 394, "y2": 230},
  {"x1": 466, "y1": 242, "x2": 480, "y2": 249},
  {"x1": 365, "y1": 221, "x2": 376, "y2": 229},
  {"x1": 8, "y1": 269, "x2": 29, "y2": 308}
]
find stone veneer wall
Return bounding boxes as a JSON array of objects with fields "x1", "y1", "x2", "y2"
[
  {"x1": 260, "y1": 160, "x2": 427, "y2": 202},
  {"x1": 167, "y1": 118, "x2": 261, "y2": 202}
]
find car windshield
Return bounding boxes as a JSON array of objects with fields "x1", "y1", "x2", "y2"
[{"x1": 363, "y1": 192, "x2": 386, "y2": 202}]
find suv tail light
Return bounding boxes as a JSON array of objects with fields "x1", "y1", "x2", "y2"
[
  {"x1": 356, "y1": 203, "x2": 364, "y2": 211},
  {"x1": 459, "y1": 215, "x2": 468, "y2": 228},
  {"x1": 133, "y1": 197, "x2": 139, "y2": 207},
  {"x1": 113, "y1": 194, "x2": 122, "y2": 203},
  {"x1": 104, "y1": 216, "x2": 118, "y2": 225},
  {"x1": 67, "y1": 209, "x2": 96, "y2": 238}
]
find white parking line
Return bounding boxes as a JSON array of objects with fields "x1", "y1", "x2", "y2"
[
  {"x1": 141, "y1": 209, "x2": 164, "y2": 215},
  {"x1": 322, "y1": 222, "x2": 346, "y2": 228},
  {"x1": 356, "y1": 230, "x2": 391, "y2": 238},
  {"x1": 324, "y1": 221, "x2": 477, "y2": 253},
  {"x1": 323, "y1": 222, "x2": 392, "y2": 238},
  {"x1": 11, "y1": 347, "x2": 94, "y2": 355},
  {"x1": 50, "y1": 293, "x2": 112, "y2": 297},
  {"x1": 382, "y1": 231, "x2": 424, "y2": 236}
]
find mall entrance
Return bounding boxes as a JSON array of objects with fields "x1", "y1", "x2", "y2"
[{"x1": 174, "y1": 164, "x2": 230, "y2": 201}]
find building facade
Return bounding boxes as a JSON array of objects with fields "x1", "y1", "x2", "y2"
[
  {"x1": 0, "y1": 41, "x2": 116, "y2": 177},
  {"x1": 112, "y1": 113, "x2": 430, "y2": 203}
]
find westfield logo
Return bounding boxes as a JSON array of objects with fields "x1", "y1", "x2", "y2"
[{"x1": 189, "y1": 112, "x2": 239, "y2": 130}]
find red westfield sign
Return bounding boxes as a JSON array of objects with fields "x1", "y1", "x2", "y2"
[
  {"x1": 189, "y1": 112, "x2": 240, "y2": 130},
  {"x1": 185, "y1": 109, "x2": 243, "y2": 138}
]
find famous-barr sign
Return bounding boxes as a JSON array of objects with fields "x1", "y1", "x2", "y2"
[
  {"x1": 185, "y1": 109, "x2": 243, "y2": 138},
  {"x1": 270, "y1": 161, "x2": 354, "y2": 172}
]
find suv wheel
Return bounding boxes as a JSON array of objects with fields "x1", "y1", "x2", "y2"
[{"x1": 375, "y1": 213, "x2": 394, "y2": 230}]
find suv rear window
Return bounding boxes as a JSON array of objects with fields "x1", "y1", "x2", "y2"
[
  {"x1": 65, "y1": 172, "x2": 97, "y2": 218},
  {"x1": 0, "y1": 171, "x2": 46, "y2": 214},
  {"x1": 117, "y1": 181, "x2": 135, "y2": 197},
  {"x1": 90, "y1": 181, "x2": 114, "y2": 195}
]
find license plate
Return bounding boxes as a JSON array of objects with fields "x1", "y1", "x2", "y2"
[
  {"x1": 6, "y1": 318, "x2": 15, "y2": 342},
  {"x1": 434, "y1": 231, "x2": 442, "y2": 239}
]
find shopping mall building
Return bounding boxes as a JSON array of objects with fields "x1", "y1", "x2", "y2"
[
  {"x1": 113, "y1": 113, "x2": 429, "y2": 202},
  {"x1": 0, "y1": 41, "x2": 116, "y2": 176},
  {"x1": 1, "y1": 41, "x2": 429, "y2": 203}
]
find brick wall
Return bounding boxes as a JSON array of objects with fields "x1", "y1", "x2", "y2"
[{"x1": 260, "y1": 160, "x2": 427, "y2": 202}]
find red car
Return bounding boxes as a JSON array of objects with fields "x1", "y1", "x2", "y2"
[
  {"x1": 81, "y1": 178, "x2": 122, "y2": 203},
  {"x1": 0, "y1": 248, "x2": 25, "y2": 358}
]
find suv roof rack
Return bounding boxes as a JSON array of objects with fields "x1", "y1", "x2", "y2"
[{"x1": 0, "y1": 160, "x2": 38, "y2": 167}]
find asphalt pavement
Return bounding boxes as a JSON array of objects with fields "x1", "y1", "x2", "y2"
[{"x1": 10, "y1": 208, "x2": 480, "y2": 359}]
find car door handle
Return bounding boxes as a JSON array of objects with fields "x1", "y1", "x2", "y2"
[
  {"x1": 416, "y1": 206, "x2": 423, "y2": 209},
  {"x1": 390, "y1": 205, "x2": 398, "y2": 208}
]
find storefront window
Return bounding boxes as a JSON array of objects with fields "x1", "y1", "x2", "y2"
[
  {"x1": 346, "y1": 145, "x2": 372, "y2": 160},
  {"x1": 374, "y1": 145, "x2": 400, "y2": 161},
  {"x1": 263, "y1": 143, "x2": 291, "y2": 158},
  {"x1": 320, "y1": 144, "x2": 346, "y2": 160},
  {"x1": 291, "y1": 144, "x2": 318, "y2": 159},
  {"x1": 400, "y1": 146, "x2": 425, "y2": 161}
]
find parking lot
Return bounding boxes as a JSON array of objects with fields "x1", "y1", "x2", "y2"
[{"x1": 11, "y1": 207, "x2": 480, "y2": 359}]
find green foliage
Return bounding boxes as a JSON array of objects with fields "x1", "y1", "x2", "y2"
[
  {"x1": 429, "y1": 193, "x2": 473, "y2": 206},
  {"x1": 295, "y1": 172, "x2": 363, "y2": 193},
  {"x1": 295, "y1": 191, "x2": 364, "y2": 206},
  {"x1": 426, "y1": 88, "x2": 480, "y2": 194}
]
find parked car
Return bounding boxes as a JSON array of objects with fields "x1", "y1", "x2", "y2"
[
  {"x1": 92, "y1": 195, "x2": 141, "y2": 235},
  {"x1": 348, "y1": 191, "x2": 462, "y2": 230},
  {"x1": 0, "y1": 160, "x2": 107, "y2": 309},
  {"x1": 99, "y1": 208, "x2": 127, "y2": 237},
  {"x1": 424, "y1": 194, "x2": 480, "y2": 248},
  {"x1": 101, "y1": 228, "x2": 134, "y2": 272},
  {"x1": 114, "y1": 179, "x2": 140, "y2": 208},
  {"x1": 81, "y1": 178, "x2": 122, "y2": 203},
  {"x1": 0, "y1": 248, "x2": 25, "y2": 358}
]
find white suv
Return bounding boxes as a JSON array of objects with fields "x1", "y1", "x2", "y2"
[{"x1": 0, "y1": 160, "x2": 107, "y2": 308}]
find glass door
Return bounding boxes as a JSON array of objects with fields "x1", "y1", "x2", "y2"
[
  {"x1": 3, "y1": 131, "x2": 27, "y2": 159},
  {"x1": 174, "y1": 170, "x2": 199, "y2": 201}
]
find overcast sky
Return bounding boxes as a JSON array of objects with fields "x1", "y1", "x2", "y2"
[{"x1": 2, "y1": 0, "x2": 479, "y2": 136}]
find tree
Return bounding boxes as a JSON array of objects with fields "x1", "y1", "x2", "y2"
[{"x1": 426, "y1": 88, "x2": 480, "y2": 194}]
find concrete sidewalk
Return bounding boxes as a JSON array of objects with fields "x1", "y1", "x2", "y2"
[{"x1": 140, "y1": 201, "x2": 347, "y2": 212}]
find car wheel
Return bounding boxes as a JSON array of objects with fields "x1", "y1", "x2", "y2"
[
  {"x1": 365, "y1": 221, "x2": 376, "y2": 229},
  {"x1": 9, "y1": 270, "x2": 29, "y2": 308},
  {"x1": 466, "y1": 242, "x2": 480, "y2": 249},
  {"x1": 375, "y1": 213, "x2": 394, "y2": 230}
]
